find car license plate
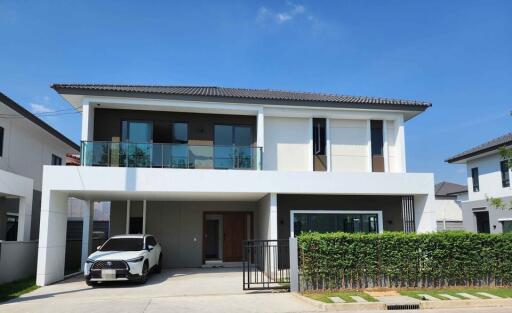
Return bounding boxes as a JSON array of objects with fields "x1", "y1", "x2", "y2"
[{"x1": 101, "y1": 269, "x2": 116, "y2": 280}]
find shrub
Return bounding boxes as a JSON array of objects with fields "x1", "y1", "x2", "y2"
[{"x1": 298, "y1": 231, "x2": 512, "y2": 290}]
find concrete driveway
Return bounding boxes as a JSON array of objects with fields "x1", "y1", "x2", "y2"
[{"x1": 0, "y1": 268, "x2": 322, "y2": 313}]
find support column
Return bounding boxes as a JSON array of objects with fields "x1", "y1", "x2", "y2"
[
  {"x1": 395, "y1": 116, "x2": 406, "y2": 172},
  {"x1": 80, "y1": 99, "x2": 94, "y2": 142},
  {"x1": 366, "y1": 120, "x2": 372, "y2": 172},
  {"x1": 383, "y1": 120, "x2": 389, "y2": 172},
  {"x1": 36, "y1": 191, "x2": 68, "y2": 286},
  {"x1": 81, "y1": 200, "x2": 93, "y2": 269},
  {"x1": 414, "y1": 193, "x2": 437, "y2": 233},
  {"x1": 142, "y1": 200, "x2": 147, "y2": 234},
  {"x1": 326, "y1": 118, "x2": 331, "y2": 172},
  {"x1": 308, "y1": 118, "x2": 314, "y2": 171},
  {"x1": 126, "y1": 200, "x2": 131, "y2": 234},
  {"x1": 289, "y1": 237, "x2": 299, "y2": 292},
  {"x1": 257, "y1": 108, "x2": 264, "y2": 150},
  {"x1": 17, "y1": 194, "x2": 33, "y2": 241},
  {"x1": 269, "y1": 193, "x2": 278, "y2": 240}
]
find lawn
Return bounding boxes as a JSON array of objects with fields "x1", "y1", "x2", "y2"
[
  {"x1": 304, "y1": 291, "x2": 377, "y2": 303},
  {"x1": 0, "y1": 278, "x2": 39, "y2": 303},
  {"x1": 399, "y1": 288, "x2": 512, "y2": 300}
]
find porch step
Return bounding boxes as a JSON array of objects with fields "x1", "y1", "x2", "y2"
[{"x1": 328, "y1": 297, "x2": 345, "y2": 303}]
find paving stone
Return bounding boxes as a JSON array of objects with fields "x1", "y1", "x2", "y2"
[
  {"x1": 350, "y1": 296, "x2": 368, "y2": 303},
  {"x1": 476, "y1": 292, "x2": 502, "y2": 299},
  {"x1": 438, "y1": 294, "x2": 460, "y2": 300},
  {"x1": 418, "y1": 294, "x2": 440, "y2": 301},
  {"x1": 328, "y1": 297, "x2": 345, "y2": 303},
  {"x1": 456, "y1": 293, "x2": 479, "y2": 299}
]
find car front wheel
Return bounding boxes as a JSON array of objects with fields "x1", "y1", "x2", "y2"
[
  {"x1": 139, "y1": 262, "x2": 149, "y2": 284},
  {"x1": 85, "y1": 278, "x2": 96, "y2": 287}
]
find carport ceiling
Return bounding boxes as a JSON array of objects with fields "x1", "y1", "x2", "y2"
[{"x1": 67, "y1": 191, "x2": 268, "y2": 202}]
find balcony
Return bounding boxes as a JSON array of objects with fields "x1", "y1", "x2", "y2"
[{"x1": 80, "y1": 141, "x2": 262, "y2": 170}]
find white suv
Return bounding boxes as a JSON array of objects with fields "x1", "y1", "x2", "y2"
[{"x1": 84, "y1": 234, "x2": 162, "y2": 285}]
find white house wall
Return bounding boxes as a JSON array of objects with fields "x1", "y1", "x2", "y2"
[
  {"x1": 329, "y1": 119, "x2": 368, "y2": 172},
  {"x1": 263, "y1": 116, "x2": 310, "y2": 171},
  {"x1": 466, "y1": 152, "x2": 512, "y2": 201},
  {"x1": 0, "y1": 101, "x2": 78, "y2": 191}
]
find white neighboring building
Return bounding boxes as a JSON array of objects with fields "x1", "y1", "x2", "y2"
[
  {"x1": 36, "y1": 84, "x2": 437, "y2": 286},
  {"x1": 434, "y1": 181, "x2": 467, "y2": 231},
  {"x1": 446, "y1": 133, "x2": 512, "y2": 234},
  {"x1": 0, "y1": 92, "x2": 79, "y2": 241}
]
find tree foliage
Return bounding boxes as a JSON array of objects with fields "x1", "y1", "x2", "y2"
[{"x1": 298, "y1": 231, "x2": 512, "y2": 290}]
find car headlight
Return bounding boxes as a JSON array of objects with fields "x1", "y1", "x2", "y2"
[
  {"x1": 126, "y1": 256, "x2": 144, "y2": 263},
  {"x1": 86, "y1": 258, "x2": 95, "y2": 264}
]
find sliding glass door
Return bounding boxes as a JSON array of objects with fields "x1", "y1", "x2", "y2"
[
  {"x1": 214, "y1": 125, "x2": 252, "y2": 169},
  {"x1": 121, "y1": 120, "x2": 153, "y2": 167}
]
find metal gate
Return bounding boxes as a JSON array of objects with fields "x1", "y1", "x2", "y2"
[{"x1": 242, "y1": 239, "x2": 290, "y2": 290}]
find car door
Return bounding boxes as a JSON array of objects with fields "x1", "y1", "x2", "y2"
[{"x1": 146, "y1": 236, "x2": 158, "y2": 267}]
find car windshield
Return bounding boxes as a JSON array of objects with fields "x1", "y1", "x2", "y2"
[{"x1": 100, "y1": 238, "x2": 143, "y2": 251}]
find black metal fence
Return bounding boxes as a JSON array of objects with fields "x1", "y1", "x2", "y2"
[{"x1": 242, "y1": 239, "x2": 290, "y2": 290}]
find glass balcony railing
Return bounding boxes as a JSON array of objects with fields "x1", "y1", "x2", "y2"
[{"x1": 80, "y1": 141, "x2": 262, "y2": 170}]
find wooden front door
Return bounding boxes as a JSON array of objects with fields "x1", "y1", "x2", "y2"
[{"x1": 222, "y1": 212, "x2": 250, "y2": 262}]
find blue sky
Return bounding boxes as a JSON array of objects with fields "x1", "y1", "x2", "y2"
[{"x1": 0, "y1": 0, "x2": 511, "y2": 184}]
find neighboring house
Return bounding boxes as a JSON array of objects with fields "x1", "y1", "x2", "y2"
[
  {"x1": 434, "y1": 181, "x2": 467, "y2": 231},
  {"x1": 0, "y1": 92, "x2": 79, "y2": 284},
  {"x1": 446, "y1": 133, "x2": 512, "y2": 234},
  {"x1": 0, "y1": 92, "x2": 80, "y2": 241},
  {"x1": 36, "y1": 84, "x2": 437, "y2": 286}
]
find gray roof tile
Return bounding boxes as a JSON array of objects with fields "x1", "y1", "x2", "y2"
[
  {"x1": 51, "y1": 84, "x2": 431, "y2": 108},
  {"x1": 446, "y1": 133, "x2": 512, "y2": 163}
]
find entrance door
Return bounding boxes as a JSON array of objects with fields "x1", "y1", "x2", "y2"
[
  {"x1": 222, "y1": 212, "x2": 248, "y2": 262},
  {"x1": 204, "y1": 216, "x2": 221, "y2": 260},
  {"x1": 475, "y1": 211, "x2": 490, "y2": 233}
]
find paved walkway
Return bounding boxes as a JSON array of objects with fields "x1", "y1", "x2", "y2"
[{"x1": 0, "y1": 268, "x2": 322, "y2": 313}]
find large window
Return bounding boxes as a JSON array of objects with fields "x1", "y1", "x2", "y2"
[
  {"x1": 502, "y1": 221, "x2": 512, "y2": 233},
  {"x1": 170, "y1": 122, "x2": 189, "y2": 168},
  {"x1": 214, "y1": 125, "x2": 252, "y2": 169},
  {"x1": 371, "y1": 120, "x2": 384, "y2": 172},
  {"x1": 291, "y1": 211, "x2": 382, "y2": 237},
  {"x1": 313, "y1": 118, "x2": 327, "y2": 171},
  {"x1": 501, "y1": 160, "x2": 510, "y2": 188},
  {"x1": 472, "y1": 167, "x2": 480, "y2": 192}
]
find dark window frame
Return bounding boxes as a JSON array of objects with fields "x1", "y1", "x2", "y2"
[
  {"x1": 312, "y1": 118, "x2": 326, "y2": 156},
  {"x1": 500, "y1": 160, "x2": 510, "y2": 188},
  {"x1": 472, "y1": 167, "x2": 480, "y2": 192},
  {"x1": 0, "y1": 126, "x2": 4, "y2": 157},
  {"x1": 51, "y1": 154, "x2": 62, "y2": 166}
]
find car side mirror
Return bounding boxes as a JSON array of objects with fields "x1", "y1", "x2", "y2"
[
  {"x1": 97, "y1": 245, "x2": 101, "y2": 251},
  {"x1": 147, "y1": 245, "x2": 154, "y2": 251}
]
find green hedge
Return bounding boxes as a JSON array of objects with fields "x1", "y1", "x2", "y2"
[{"x1": 298, "y1": 231, "x2": 512, "y2": 290}]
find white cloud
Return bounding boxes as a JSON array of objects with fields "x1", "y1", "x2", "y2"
[
  {"x1": 30, "y1": 103, "x2": 54, "y2": 114},
  {"x1": 257, "y1": 2, "x2": 308, "y2": 24}
]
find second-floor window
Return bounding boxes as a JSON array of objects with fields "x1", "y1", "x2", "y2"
[
  {"x1": 501, "y1": 160, "x2": 510, "y2": 188},
  {"x1": 51, "y1": 154, "x2": 62, "y2": 165},
  {"x1": 121, "y1": 120, "x2": 153, "y2": 143},
  {"x1": 371, "y1": 120, "x2": 384, "y2": 172},
  {"x1": 471, "y1": 167, "x2": 480, "y2": 192},
  {"x1": 214, "y1": 124, "x2": 252, "y2": 169},
  {"x1": 312, "y1": 118, "x2": 327, "y2": 171}
]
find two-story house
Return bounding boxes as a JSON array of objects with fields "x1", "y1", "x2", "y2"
[
  {"x1": 36, "y1": 84, "x2": 436, "y2": 286},
  {"x1": 0, "y1": 92, "x2": 79, "y2": 284},
  {"x1": 0, "y1": 92, "x2": 79, "y2": 241},
  {"x1": 446, "y1": 133, "x2": 512, "y2": 233}
]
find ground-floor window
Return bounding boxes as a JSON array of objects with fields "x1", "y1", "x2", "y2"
[
  {"x1": 290, "y1": 210, "x2": 383, "y2": 237},
  {"x1": 502, "y1": 220, "x2": 512, "y2": 233}
]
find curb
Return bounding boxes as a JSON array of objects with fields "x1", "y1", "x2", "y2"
[
  {"x1": 293, "y1": 293, "x2": 512, "y2": 311},
  {"x1": 420, "y1": 298, "x2": 512, "y2": 309}
]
